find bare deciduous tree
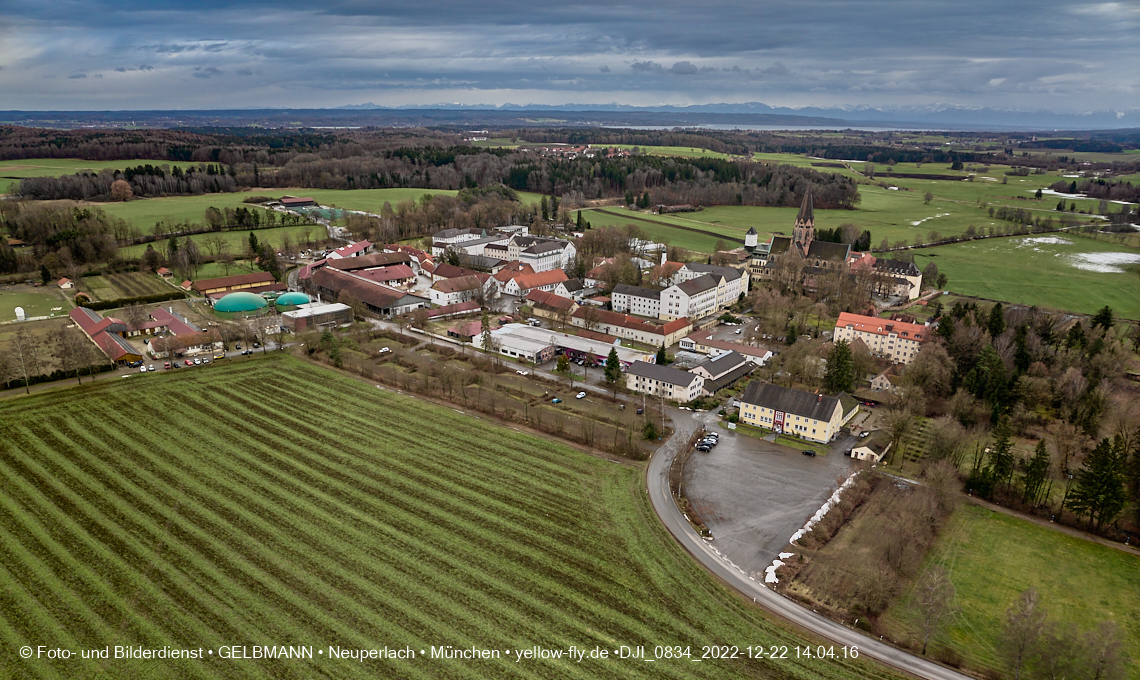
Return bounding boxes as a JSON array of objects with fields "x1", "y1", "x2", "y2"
[
  {"x1": 915, "y1": 566, "x2": 957, "y2": 655},
  {"x1": 1001, "y1": 588, "x2": 1046, "y2": 680}
]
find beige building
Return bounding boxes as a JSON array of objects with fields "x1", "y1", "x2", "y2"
[
  {"x1": 739, "y1": 382, "x2": 859, "y2": 444},
  {"x1": 832, "y1": 312, "x2": 928, "y2": 365}
]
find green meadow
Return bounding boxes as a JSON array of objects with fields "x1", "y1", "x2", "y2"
[
  {"x1": 0, "y1": 355, "x2": 900, "y2": 680},
  {"x1": 883, "y1": 503, "x2": 1140, "y2": 678},
  {"x1": 912, "y1": 233, "x2": 1140, "y2": 319}
]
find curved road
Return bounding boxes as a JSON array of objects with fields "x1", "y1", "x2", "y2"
[{"x1": 647, "y1": 408, "x2": 972, "y2": 680}]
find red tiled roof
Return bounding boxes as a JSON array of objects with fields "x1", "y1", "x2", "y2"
[
  {"x1": 836, "y1": 312, "x2": 927, "y2": 341},
  {"x1": 326, "y1": 252, "x2": 411, "y2": 271},
  {"x1": 509, "y1": 269, "x2": 567, "y2": 291},
  {"x1": 355, "y1": 264, "x2": 415, "y2": 283},
  {"x1": 92, "y1": 331, "x2": 141, "y2": 361},
  {"x1": 432, "y1": 263, "x2": 483, "y2": 280},
  {"x1": 448, "y1": 320, "x2": 497, "y2": 338},
  {"x1": 493, "y1": 261, "x2": 535, "y2": 283},
  {"x1": 331, "y1": 241, "x2": 372, "y2": 257},
  {"x1": 426, "y1": 301, "x2": 481, "y2": 318},
  {"x1": 432, "y1": 274, "x2": 485, "y2": 294},
  {"x1": 525, "y1": 289, "x2": 576, "y2": 312},
  {"x1": 576, "y1": 329, "x2": 618, "y2": 344}
]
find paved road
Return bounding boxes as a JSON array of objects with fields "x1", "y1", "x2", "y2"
[
  {"x1": 684, "y1": 430, "x2": 859, "y2": 578},
  {"x1": 648, "y1": 408, "x2": 972, "y2": 680}
]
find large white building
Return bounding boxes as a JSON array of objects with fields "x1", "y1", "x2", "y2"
[
  {"x1": 832, "y1": 312, "x2": 928, "y2": 365},
  {"x1": 508, "y1": 235, "x2": 577, "y2": 272},
  {"x1": 610, "y1": 264, "x2": 746, "y2": 322}
]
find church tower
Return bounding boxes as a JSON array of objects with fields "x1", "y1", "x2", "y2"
[
  {"x1": 793, "y1": 189, "x2": 815, "y2": 255},
  {"x1": 745, "y1": 226, "x2": 758, "y2": 249}
]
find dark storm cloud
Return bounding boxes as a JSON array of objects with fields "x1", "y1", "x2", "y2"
[{"x1": 0, "y1": 0, "x2": 1136, "y2": 111}]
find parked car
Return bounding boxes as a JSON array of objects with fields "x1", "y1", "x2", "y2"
[
  {"x1": 517, "y1": 370, "x2": 529, "y2": 376},
  {"x1": 147, "y1": 365, "x2": 154, "y2": 371},
  {"x1": 184, "y1": 359, "x2": 193, "y2": 366},
  {"x1": 378, "y1": 347, "x2": 391, "y2": 354},
  {"x1": 845, "y1": 449, "x2": 853, "y2": 456},
  {"x1": 859, "y1": 431, "x2": 871, "y2": 438},
  {"x1": 194, "y1": 358, "x2": 201, "y2": 365},
  {"x1": 696, "y1": 443, "x2": 711, "y2": 452},
  {"x1": 576, "y1": 392, "x2": 587, "y2": 399},
  {"x1": 734, "y1": 329, "x2": 742, "y2": 334},
  {"x1": 636, "y1": 408, "x2": 644, "y2": 415},
  {"x1": 139, "y1": 366, "x2": 147, "y2": 373},
  {"x1": 202, "y1": 358, "x2": 210, "y2": 364},
  {"x1": 253, "y1": 342, "x2": 260, "y2": 348},
  {"x1": 164, "y1": 362, "x2": 171, "y2": 369},
  {"x1": 235, "y1": 344, "x2": 241, "y2": 350},
  {"x1": 551, "y1": 398, "x2": 562, "y2": 404},
  {"x1": 802, "y1": 449, "x2": 816, "y2": 457}
]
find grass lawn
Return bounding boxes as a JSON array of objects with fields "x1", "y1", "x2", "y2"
[
  {"x1": 911, "y1": 233, "x2": 1140, "y2": 319},
  {"x1": 610, "y1": 144, "x2": 736, "y2": 160},
  {"x1": 0, "y1": 158, "x2": 202, "y2": 194},
  {"x1": 118, "y1": 225, "x2": 321, "y2": 259},
  {"x1": 0, "y1": 355, "x2": 902, "y2": 680},
  {"x1": 882, "y1": 504, "x2": 1140, "y2": 678},
  {"x1": 0, "y1": 287, "x2": 69, "y2": 321}
]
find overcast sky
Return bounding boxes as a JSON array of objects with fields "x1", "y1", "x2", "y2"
[{"x1": 1, "y1": 0, "x2": 1137, "y2": 112}]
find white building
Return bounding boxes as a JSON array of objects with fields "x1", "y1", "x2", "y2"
[
  {"x1": 624, "y1": 361, "x2": 705, "y2": 402},
  {"x1": 661, "y1": 275, "x2": 719, "y2": 321},
  {"x1": 610, "y1": 284, "x2": 663, "y2": 317}
]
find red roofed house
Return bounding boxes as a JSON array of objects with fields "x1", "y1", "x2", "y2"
[
  {"x1": 492, "y1": 261, "x2": 535, "y2": 286},
  {"x1": 499, "y1": 269, "x2": 568, "y2": 297},
  {"x1": 156, "y1": 267, "x2": 172, "y2": 278},
  {"x1": 570, "y1": 307, "x2": 692, "y2": 347},
  {"x1": 354, "y1": 264, "x2": 416, "y2": 286},
  {"x1": 447, "y1": 318, "x2": 499, "y2": 342},
  {"x1": 327, "y1": 241, "x2": 373, "y2": 260},
  {"x1": 425, "y1": 301, "x2": 481, "y2": 320},
  {"x1": 58, "y1": 278, "x2": 74, "y2": 290},
  {"x1": 525, "y1": 289, "x2": 578, "y2": 323},
  {"x1": 832, "y1": 312, "x2": 927, "y2": 365}
]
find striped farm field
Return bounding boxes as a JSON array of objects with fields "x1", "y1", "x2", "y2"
[{"x1": 0, "y1": 355, "x2": 899, "y2": 680}]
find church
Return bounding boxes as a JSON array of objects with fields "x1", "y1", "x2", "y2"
[{"x1": 740, "y1": 189, "x2": 922, "y2": 300}]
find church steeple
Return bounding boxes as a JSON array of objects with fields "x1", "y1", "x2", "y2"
[{"x1": 793, "y1": 189, "x2": 815, "y2": 255}]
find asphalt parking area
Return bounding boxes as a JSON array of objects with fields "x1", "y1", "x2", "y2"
[{"x1": 683, "y1": 426, "x2": 859, "y2": 579}]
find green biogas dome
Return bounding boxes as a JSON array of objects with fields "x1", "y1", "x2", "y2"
[
  {"x1": 274, "y1": 292, "x2": 310, "y2": 311},
  {"x1": 214, "y1": 292, "x2": 269, "y2": 315}
]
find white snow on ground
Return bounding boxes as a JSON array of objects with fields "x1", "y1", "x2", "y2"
[
  {"x1": 1066, "y1": 252, "x2": 1140, "y2": 273},
  {"x1": 767, "y1": 471, "x2": 862, "y2": 584},
  {"x1": 1017, "y1": 236, "x2": 1073, "y2": 247},
  {"x1": 911, "y1": 213, "x2": 951, "y2": 226},
  {"x1": 1035, "y1": 189, "x2": 1136, "y2": 206}
]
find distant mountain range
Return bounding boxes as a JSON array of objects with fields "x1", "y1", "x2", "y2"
[{"x1": 339, "y1": 102, "x2": 1140, "y2": 131}]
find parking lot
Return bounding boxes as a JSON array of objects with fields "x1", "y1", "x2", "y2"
[{"x1": 683, "y1": 422, "x2": 860, "y2": 579}]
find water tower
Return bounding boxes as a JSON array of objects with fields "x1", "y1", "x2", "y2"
[{"x1": 744, "y1": 226, "x2": 758, "y2": 249}]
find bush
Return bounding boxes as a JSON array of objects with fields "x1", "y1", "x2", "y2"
[
  {"x1": 81, "y1": 290, "x2": 186, "y2": 310},
  {"x1": 3, "y1": 363, "x2": 114, "y2": 390}
]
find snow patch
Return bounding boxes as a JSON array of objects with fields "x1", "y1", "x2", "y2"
[
  {"x1": 910, "y1": 213, "x2": 951, "y2": 226},
  {"x1": 1018, "y1": 236, "x2": 1073, "y2": 246},
  {"x1": 1066, "y1": 252, "x2": 1140, "y2": 273}
]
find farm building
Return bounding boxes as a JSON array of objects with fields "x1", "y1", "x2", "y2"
[
  {"x1": 58, "y1": 278, "x2": 74, "y2": 290},
  {"x1": 274, "y1": 292, "x2": 311, "y2": 312},
  {"x1": 192, "y1": 272, "x2": 277, "y2": 297},
  {"x1": 281, "y1": 302, "x2": 353, "y2": 332},
  {"x1": 212, "y1": 292, "x2": 270, "y2": 318},
  {"x1": 279, "y1": 196, "x2": 316, "y2": 208},
  {"x1": 307, "y1": 267, "x2": 428, "y2": 317},
  {"x1": 156, "y1": 267, "x2": 172, "y2": 278},
  {"x1": 327, "y1": 241, "x2": 373, "y2": 259}
]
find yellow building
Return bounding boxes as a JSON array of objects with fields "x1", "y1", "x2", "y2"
[{"x1": 738, "y1": 382, "x2": 859, "y2": 444}]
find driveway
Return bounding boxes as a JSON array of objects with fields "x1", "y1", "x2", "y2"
[{"x1": 683, "y1": 427, "x2": 860, "y2": 578}]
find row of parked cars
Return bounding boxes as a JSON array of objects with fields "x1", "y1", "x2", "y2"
[{"x1": 695, "y1": 431, "x2": 719, "y2": 452}]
